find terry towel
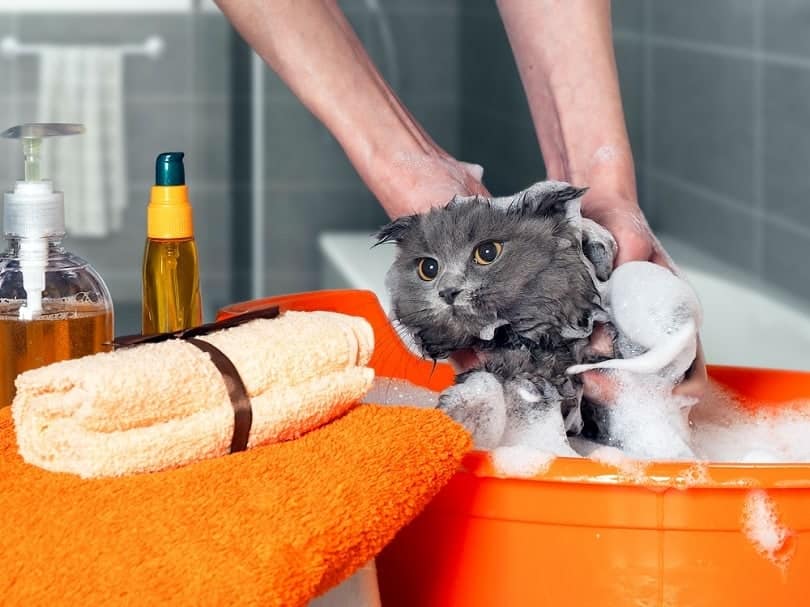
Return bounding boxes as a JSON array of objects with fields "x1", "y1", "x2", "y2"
[
  {"x1": 37, "y1": 45, "x2": 126, "y2": 237},
  {"x1": 12, "y1": 310, "x2": 375, "y2": 478},
  {"x1": 0, "y1": 403, "x2": 472, "y2": 607}
]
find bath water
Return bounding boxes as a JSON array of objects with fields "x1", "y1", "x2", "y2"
[{"x1": 0, "y1": 305, "x2": 112, "y2": 407}]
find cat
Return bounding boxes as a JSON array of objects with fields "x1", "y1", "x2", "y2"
[{"x1": 376, "y1": 181, "x2": 616, "y2": 453}]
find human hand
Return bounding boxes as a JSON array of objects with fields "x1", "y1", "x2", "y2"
[
  {"x1": 579, "y1": 190, "x2": 708, "y2": 405},
  {"x1": 381, "y1": 154, "x2": 490, "y2": 217}
]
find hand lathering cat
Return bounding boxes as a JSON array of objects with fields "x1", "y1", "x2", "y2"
[{"x1": 377, "y1": 181, "x2": 703, "y2": 460}]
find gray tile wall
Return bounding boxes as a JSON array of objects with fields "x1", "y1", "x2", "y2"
[
  {"x1": 458, "y1": 1, "x2": 544, "y2": 196},
  {"x1": 0, "y1": 11, "x2": 232, "y2": 334},
  {"x1": 615, "y1": 0, "x2": 810, "y2": 306}
]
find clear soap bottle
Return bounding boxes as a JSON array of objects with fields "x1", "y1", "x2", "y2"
[{"x1": 0, "y1": 124, "x2": 114, "y2": 408}]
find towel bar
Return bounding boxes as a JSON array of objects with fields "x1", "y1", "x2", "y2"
[{"x1": 0, "y1": 35, "x2": 164, "y2": 59}]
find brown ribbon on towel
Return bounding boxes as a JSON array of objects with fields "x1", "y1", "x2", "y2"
[{"x1": 113, "y1": 306, "x2": 281, "y2": 453}]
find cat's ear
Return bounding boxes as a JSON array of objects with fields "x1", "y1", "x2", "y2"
[
  {"x1": 515, "y1": 182, "x2": 588, "y2": 216},
  {"x1": 373, "y1": 215, "x2": 416, "y2": 246}
]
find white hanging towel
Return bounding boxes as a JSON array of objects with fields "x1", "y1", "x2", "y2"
[{"x1": 37, "y1": 45, "x2": 127, "y2": 238}]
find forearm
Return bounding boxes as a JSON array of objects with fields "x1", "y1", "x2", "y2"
[
  {"x1": 496, "y1": 0, "x2": 636, "y2": 201},
  {"x1": 215, "y1": 0, "x2": 483, "y2": 216}
]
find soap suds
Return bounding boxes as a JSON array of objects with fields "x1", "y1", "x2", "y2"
[
  {"x1": 491, "y1": 445, "x2": 556, "y2": 478},
  {"x1": 365, "y1": 378, "x2": 810, "y2": 480},
  {"x1": 588, "y1": 444, "x2": 649, "y2": 481},
  {"x1": 590, "y1": 144, "x2": 620, "y2": 166},
  {"x1": 675, "y1": 462, "x2": 711, "y2": 489},
  {"x1": 361, "y1": 377, "x2": 439, "y2": 408},
  {"x1": 691, "y1": 384, "x2": 810, "y2": 463},
  {"x1": 602, "y1": 371, "x2": 697, "y2": 461},
  {"x1": 742, "y1": 490, "x2": 793, "y2": 569}
]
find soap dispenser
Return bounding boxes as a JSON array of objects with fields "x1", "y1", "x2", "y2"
[{"x1": 0, "y1": 123, "x2": 114, "y2": 408}]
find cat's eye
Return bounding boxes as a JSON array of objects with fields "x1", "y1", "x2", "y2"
[
  {"x1": 417, "y1": 257, "x2": 439, "y2": 281},
  {"x1": 473, "y1": 241, "x2": 503, "y2": 265}
]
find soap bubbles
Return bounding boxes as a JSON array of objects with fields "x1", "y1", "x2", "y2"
[{"x1": 363, "y1": 377, "x2": 810, "y2": 479}]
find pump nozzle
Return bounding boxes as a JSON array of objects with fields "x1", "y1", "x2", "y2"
[
  {"x1": 2, "y1": 123, "x2": 84, "y2": 319},
  {"x1": 1, "y1": 123, "x2": 84, "y2": 182}
]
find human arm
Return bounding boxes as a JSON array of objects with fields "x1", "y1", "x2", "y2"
[
  {"x1": 213, "y1": 0, "x2": 489, "y2": 216},
  {"x1": 496, "y1": 0, "x2": 706, "y2": 398}
]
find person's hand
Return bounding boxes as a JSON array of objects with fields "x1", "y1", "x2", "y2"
[
  {"x1": 380, "y1": 154, "x2": 490, "y2": 217},
  {"x1": 579, "y1": 190, "x2": 708, "y2": 405}
]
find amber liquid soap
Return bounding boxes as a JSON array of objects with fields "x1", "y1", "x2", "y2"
[
  {"x1": 142, "y1": 238, "x2": 202, "y2": 334},
  {"x1": 0, "y1": 305, "x2": 113, "y2": 407},
  {"x1": 0, "y1": 123, "x2": 115, "y2": 407}
]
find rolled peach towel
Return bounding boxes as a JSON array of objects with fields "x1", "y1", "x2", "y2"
[{"x1": 12, "y1": 310, "x2": 375, "y2": 478}]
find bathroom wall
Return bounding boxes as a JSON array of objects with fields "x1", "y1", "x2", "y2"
[
  {"x1": 0, "y1": 7, "x2": 232, "y2": 334},
  {"x1": 457, "y1": 2, "x2": 546, "y2": 197},
  {"x1": 616, "y1": 0, "x2": 810, "y2": 307},
  {"x1": 257, "y1": 0, "x2": 461, "y2": 297}
]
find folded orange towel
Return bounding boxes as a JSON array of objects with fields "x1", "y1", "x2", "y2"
[{"x1": 0, "y1": 403, "x2": 470, "y2": 606}]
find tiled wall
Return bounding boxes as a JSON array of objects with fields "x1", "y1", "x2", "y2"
[
  {"x1": 258, "y1": 0, "x2": 460, "y2": 296},
  {"x1": 457, "y1": 2, "x2": 545, "y2": 196},
  {"x1": 0, "y1": 10, "x2": 232, "y2": 333},
  {"x1": 612, "y1": 0, "x2": 810, "y2": 306}
]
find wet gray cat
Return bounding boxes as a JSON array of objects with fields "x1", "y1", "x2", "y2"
[{"x1": 376, "y1": 182, "x2": 616, "y2": 452}]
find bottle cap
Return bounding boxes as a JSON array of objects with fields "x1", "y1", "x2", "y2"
[
  {"x1": 155, "y1": 152, "x2": 185, "y2": 186},
  {"x1": 148, "y1": 152, "x2": 193, "y2": 239}
]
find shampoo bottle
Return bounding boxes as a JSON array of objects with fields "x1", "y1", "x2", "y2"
[
  {"x1": 142, "y1": 152, "x2": 202, "y2": 335},
  {"x1": 0, "y1": 123, "x2": 114, "y2": 407}
]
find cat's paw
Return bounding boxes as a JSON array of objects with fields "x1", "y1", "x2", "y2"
[
  {"x1": 580, "y1": 217, "x2": 618, "y2": 281},
  {"x1": 501, "y1": 379, "x2": 579, "y2": 457},
  {"x1": 438, "y1": 372, "x2": 506, "y2": 450}
]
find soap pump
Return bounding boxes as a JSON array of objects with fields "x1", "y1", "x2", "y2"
[{"x1": 0, "y1": 123, "x2": 114, "y2": 408}]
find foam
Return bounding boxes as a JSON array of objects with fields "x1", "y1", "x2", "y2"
[
  {"x1": 567, "y1": 262, "x2": 701, "y2": 378},
  {"x1": 691, "y1": 385, "x2": 810, "y2": 463},
  {"x1": 501, "y1": 400, "x2": 578, "y2": 457},
  {"x1": 361, "y1": 377, "x2": 439, "y2": 409},
  {"x1": 365, "y1": 378, "x2": 810, "y2": 476},
  {"x1": 742, "y1": 490, "x2": 792, "y2": 569},
  {"x1": 491, "y1": 445, "x2": 556, "y2": 478},
  {"x1": 599, "y1": 371, "x2": 696, "y2": 460},
  {"x1": 587, "y1": 444, "x2": 650, "y2": 481}
]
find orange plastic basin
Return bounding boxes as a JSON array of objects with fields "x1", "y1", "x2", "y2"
[{"x1": 219, "y1": 290, "x2": 810, "y2": 607}]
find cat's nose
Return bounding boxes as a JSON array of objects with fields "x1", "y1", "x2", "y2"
[{"x1": 439, "y1": 288, "x2": 462, "y2": 304}]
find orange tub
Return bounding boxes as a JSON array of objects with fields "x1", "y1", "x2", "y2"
[{"x1": 220, "y1": 290, "x2": 810, "y2": 607}]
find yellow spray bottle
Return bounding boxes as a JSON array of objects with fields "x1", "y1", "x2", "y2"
[{"x1": 142, "y1": 152, "x2": 202, "y2": 335}]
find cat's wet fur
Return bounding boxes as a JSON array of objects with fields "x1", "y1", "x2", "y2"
[{"x1": 377, "y1": 182, "x2": 612, "y2": 449}]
